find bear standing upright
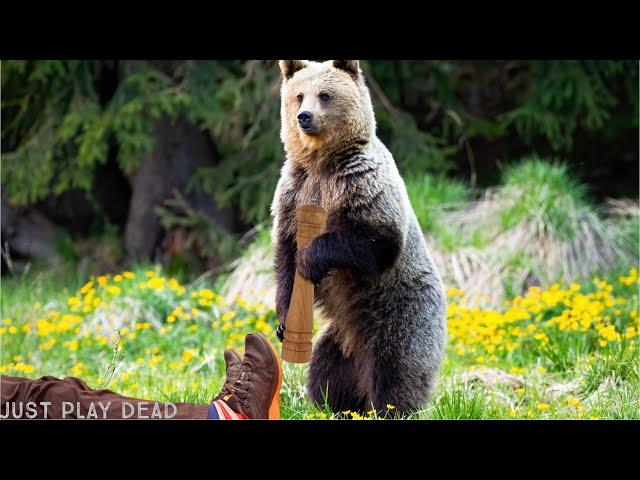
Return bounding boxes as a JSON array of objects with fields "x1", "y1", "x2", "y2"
[{"x1": 271, "y1": 60, "x2": 447, "y2": 415}]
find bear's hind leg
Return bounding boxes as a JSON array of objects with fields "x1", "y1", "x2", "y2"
[
  {"x1": 362, "y1": 345, "x2": 439, "y2": 417},
  {"x1": 307, "y1": 327, "x2": 366, "y2": 413}
]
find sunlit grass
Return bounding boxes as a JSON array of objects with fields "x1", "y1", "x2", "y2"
[
  {"x1": 405, "y1": 173, "x2": 469, "y2": 247},
  {"x1": 2, "y1": 263, "x2": 638, "y2": 419}
]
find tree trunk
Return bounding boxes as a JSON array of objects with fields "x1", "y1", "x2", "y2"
[{"x1": 124, "y1": 114, "x2": 235, "y2": 264}]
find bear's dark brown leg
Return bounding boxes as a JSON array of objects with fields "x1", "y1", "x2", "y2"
[
  {"x1": 307, "y1": 327, "x2": 366, "y2": 413},
  {"x1": 361, "y1": 346, "x2": 435, "y2": 417}
]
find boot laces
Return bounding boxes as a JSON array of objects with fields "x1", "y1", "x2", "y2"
[
  {"x1": 218, "y1": 378, "x2": 237, "y2": 400},
  {"x1": 232, "y1": 364, "x2": 253, "y2": 408}
]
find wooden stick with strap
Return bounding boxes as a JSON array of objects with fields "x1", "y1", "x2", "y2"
[{"x1": 281, "y1": 204, "x2": 327, "y2": 363}]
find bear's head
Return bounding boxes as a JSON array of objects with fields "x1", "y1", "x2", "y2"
[{"x1": 279, "y1": 60, "x2": 376, "y2": 165}]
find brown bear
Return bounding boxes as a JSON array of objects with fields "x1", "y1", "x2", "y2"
[{"x1": 271, "y1": 60, "x2": 447, "y2": 415}]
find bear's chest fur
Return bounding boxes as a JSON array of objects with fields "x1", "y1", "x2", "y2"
[{"x1": 294, "y1": 170, "x2": 343, "y2": 214}]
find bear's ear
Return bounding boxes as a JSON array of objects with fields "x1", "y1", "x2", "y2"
[
  {"x1": 333, "y1": 60, "x2": 361, "y2": 79},
  {"x1": 279, "y1": 60, "x2": 309, "y2": 80}
]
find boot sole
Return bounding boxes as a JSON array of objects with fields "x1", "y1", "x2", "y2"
[{"x1": 255, "y1": 332, "x2": 283, "y2": 420}]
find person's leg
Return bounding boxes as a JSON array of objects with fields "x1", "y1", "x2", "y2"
[
  {"x1": 1, "y1": 332, "x2": 282, "y2": 420},
  {"x1": 1, "y1": 374, "x2": 208, "y2": 419}
]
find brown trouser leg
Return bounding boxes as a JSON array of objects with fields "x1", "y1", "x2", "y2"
[{"x1": 1, "y1": 375, "x2": 209, "y2": 419}]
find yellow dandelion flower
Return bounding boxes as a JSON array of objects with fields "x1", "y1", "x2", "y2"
[
  {"x1": 39, "y1": 338, "x2": 56, "y2": 350},
  {"x1": 221, "y1": 311, "x2": 236, "y2": 322},
  {"x1": 181, "y1": 348, "x2": 199, "y2": 363},
  {"x1": 199, "y1": 289, "x2": 215, "y2": 300},
  {"x1": 566, "y1": 397, "x2": 582, "y2": 409},
  {"x1": 70, "y1": 362, "x2": 85, "y2": 377},
  {"x1": 107, "y1": 285, "x2": 121, "y2": 296},
  {"x1": 148, "y1": 277, "x2": 165, "y2": 290},
  {"x1": 447, "y1": 287, "x2": 465, "y2": 299},
  {"x1": 81, "y1": 281, "x2": 94, "y2": 294}
]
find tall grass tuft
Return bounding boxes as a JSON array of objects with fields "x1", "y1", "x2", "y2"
[
  {"x1": 495, "y1": 158, "x2": 636, "y2": 281},
  {"x1": 431, "y1": 157, "x2": 639, "y2": 305},
  {"x1": 498, "y1": 159, "x2": 589, "y2": 239}
]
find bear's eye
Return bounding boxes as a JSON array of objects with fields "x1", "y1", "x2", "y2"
[
  {"x1": 296, "y1": 93, "x2": 303, "y2": 103},
  {"x1": 319, "y1": 93, "x2": 331, "y2": 102}
]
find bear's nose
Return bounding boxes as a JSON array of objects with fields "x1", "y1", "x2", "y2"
[{"x1": 297, "y1": 111, "x2": 313, "y2": 128}]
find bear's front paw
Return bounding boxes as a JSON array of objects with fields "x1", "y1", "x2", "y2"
[{"x1": 296, "y1": 246, "x2": 325, "y2": 285}]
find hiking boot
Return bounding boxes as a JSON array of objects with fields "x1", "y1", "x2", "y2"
[
  {"x1": 212, "y1": 349, "x2": 242, "y2": 403},
  {"x1": 223, "y1": 333, "x2": 282, "y2": 419}
]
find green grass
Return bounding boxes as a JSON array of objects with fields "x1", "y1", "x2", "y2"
[
  {"x1": 2, "y1": 262, "x2": 638, "y2": 420},
  {"x1": 405, "y1": 173, "x2": 484, "y2": 251},
  {"x1": 405, "y1": 173, "x2": 469, "y2": 232},
  {"x1": 417, "y1": 158, "x2": 639, "y2": 307},
  {"x1": 498, "y1": 157, "x2": 589, "y2": 239},
  {"x1": 5, "y1": 157, "x2": 636, "y2": 419}
]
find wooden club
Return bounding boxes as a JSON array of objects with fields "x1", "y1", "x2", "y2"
[{"x1": 281, "y1": 204, "x2": 327, "y2": 363}]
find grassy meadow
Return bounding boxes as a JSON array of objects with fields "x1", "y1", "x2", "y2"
[
  {"x1": 2, "y1": 263, "x2": 638, "y2": 420},
  {"x1": 1, "y1": 159, "x2": 638, "y2": 420}
]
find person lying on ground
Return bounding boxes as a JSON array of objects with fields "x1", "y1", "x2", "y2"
[{"x1": 1, "y1": 333, "x2": 282, "y2": 420}]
